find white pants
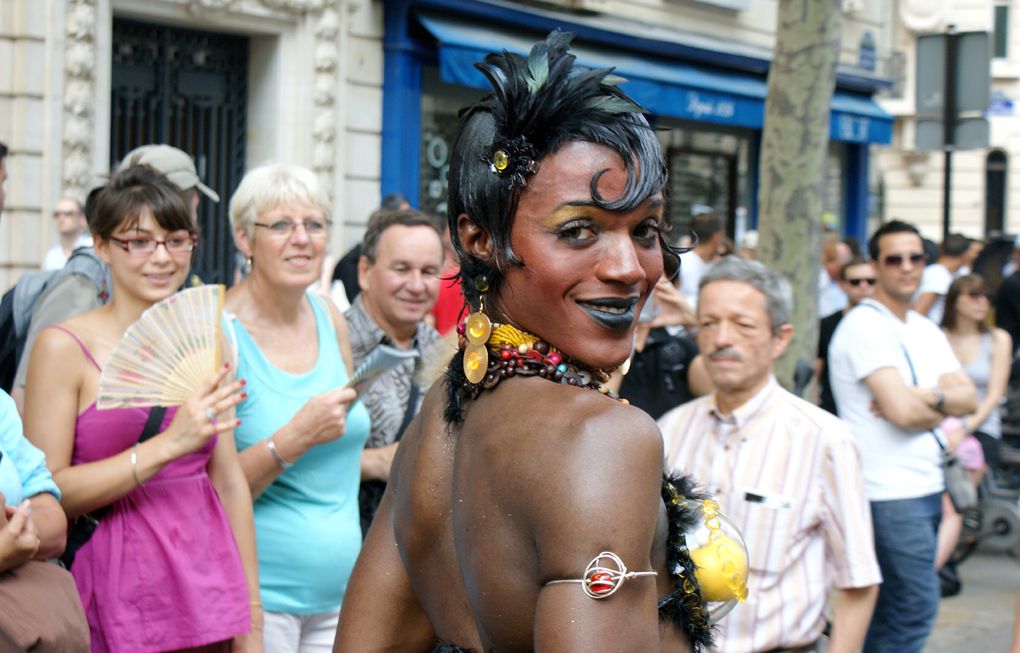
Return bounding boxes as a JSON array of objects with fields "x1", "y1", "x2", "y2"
[{"x1": 262, "y1": 609, "x2": 339, "y2": 653}]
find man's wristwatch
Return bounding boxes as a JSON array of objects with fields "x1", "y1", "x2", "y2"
[{"x1": 932, "y1": 387, "x2": 946, "y2": 413}]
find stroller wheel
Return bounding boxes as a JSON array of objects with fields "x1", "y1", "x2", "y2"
[{"x1": 976, "y1": 497, "x2": 1020, "y2": 555}]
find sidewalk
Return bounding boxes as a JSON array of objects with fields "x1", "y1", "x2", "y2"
[{"x1": 927, "y1": 552, "x2": 1020, "y2": 651}]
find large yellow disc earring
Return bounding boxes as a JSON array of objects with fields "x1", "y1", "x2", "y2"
[{"x1": 463, "y1": 275, "x2": 493, "y2": 384}]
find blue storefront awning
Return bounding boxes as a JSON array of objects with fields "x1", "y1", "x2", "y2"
[{"x1": 417, "y1": 13, "x2": 893, "y2": 145}]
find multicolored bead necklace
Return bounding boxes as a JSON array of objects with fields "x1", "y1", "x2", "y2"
[{"x1": 455, "y1": 321, "x2": 623, "y2": 403}]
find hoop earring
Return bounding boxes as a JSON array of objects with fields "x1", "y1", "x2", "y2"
[{"x1": 463, "y1": 274, "x2": 492, "y2": 384}]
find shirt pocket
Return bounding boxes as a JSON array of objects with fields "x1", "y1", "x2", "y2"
[{"x1": 733, "y1": 486, "x2": 798, "y2": 575}]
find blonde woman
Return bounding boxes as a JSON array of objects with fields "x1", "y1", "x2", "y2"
[{"x1": 225, "y1": 164, "x2": 370, "y2": 652}]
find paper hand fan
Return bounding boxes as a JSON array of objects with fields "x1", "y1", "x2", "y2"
[
  {"x1": 346, "y1": 343, "x2": 419, "y2": 393},
  {"x1": 97, "y1": 284, "x2": 225, "y2": 409}
]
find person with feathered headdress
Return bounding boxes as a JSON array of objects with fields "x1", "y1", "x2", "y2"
[{"x1": 334, "y1": 31, "x2": 741, "y2": 653}]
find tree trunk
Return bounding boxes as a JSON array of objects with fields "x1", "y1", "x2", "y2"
[{"x1": 757, "y1": 0, "x2": 842, "y2": 389}]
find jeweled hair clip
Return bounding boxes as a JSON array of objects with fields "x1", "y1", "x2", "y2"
[{"x1": 484, "y1": 135, "x2": 539, "y2": 187}]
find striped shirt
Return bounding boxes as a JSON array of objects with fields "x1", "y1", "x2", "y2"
[{"x1": 658, "y1": 376, "x2": 881, "y2": 653}]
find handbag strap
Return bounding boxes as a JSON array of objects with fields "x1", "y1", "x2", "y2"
[
  {"x1": 139, "y1": 406, "x2": 167, "y2": 443},
  {"x1": 857, "y1": 302, "x2": 947, "y2": 451}
]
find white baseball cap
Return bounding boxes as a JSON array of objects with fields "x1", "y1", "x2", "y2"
[{"x1": 117, "y1": 144, "x2": 220, "y2": 203}]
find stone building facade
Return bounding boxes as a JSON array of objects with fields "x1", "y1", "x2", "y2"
[
  {"x1": 0, "y1": 0, "x2": 895, "y2": 290},
  {"x1": 875, "y1": 0, "x2": 1020, "y2": 242}
]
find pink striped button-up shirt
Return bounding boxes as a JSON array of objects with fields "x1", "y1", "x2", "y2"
[{"x1": 658, "y1": 376, "x2": 881, "y2": 653}]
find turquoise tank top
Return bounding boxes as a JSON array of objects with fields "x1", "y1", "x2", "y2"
[{"x1": 227, "y1": 293, "x2": 371, "y2": 614}]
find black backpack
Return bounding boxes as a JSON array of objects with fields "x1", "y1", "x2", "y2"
[{"x1": 0, "y1": 247, "x2": 107, "y2": 391}]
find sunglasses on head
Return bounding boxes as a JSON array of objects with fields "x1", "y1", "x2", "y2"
[
  {"x1": 963, "y1": 289, "x2": 992, "y2": 300},
  {"x1": 881, "y1": 253, "x2": 926, "y2": 268},
  {"x1": 846, "y1": 277, "x2": 877, "y2": 287}
]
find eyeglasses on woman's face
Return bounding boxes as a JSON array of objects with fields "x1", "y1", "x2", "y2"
[
  {"x1": 881, "y1": 252, "x2": 926, "y2": 269},
  {"x1": 108, "y1": 232, "x2": 197, "y2": 257},
  {"x1": 253, "y1": 218, "x2": 332, "y2": 239}
]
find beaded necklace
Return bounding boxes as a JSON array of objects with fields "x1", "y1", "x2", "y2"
[{"x1": 454, "y1": 321, "x2": 624, "y2": 404}]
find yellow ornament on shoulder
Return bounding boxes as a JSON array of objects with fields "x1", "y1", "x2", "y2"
[{"x1": 690, "y1": 533, "x2": 749, "y2": 602}]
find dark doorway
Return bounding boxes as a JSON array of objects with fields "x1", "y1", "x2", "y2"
[
  {"x1": 986, "y1": 149, "x2": 1008, "y2": 237},
  {"x1": 110, "y1": 18, "x2": 249, "y2": 284},
  {"x1": 666, "y1": 147, "x2": 738, "y2": 241}
]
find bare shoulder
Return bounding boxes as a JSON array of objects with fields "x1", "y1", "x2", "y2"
[{"x1": 992, "y1": 327, "x2": 1013, "y2": 353}]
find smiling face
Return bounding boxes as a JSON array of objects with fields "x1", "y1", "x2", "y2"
[
  {"x1": 358, "y1": 223, "x2": 444, "y2": 344},
  {"x1": 95, "y1": 207, "x2": 192, "y2": 305},
  {"x1": 243, "y1": 202, "x2": 328, "y2": 289},
  {"x1": 492, "y1": 141, "x2": 665, "y2": 369},
  {"x1": 697, "y1": 279, "x2": 791, "y2": 401}
]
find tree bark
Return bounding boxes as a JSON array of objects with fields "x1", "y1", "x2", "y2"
[{"x1": 757, "y1": 0, "x2": 842, "y2": 389}]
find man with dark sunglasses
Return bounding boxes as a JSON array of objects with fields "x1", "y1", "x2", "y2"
[
  {"x1": 815, "y1": 256, "x2": 876, "y2": 414},
  {"x1": 915, "y1": 233, "x2": 971, "y2": 323},
  {"x1": 828, "y1": 220, "x2": 978, "y2": 653}
]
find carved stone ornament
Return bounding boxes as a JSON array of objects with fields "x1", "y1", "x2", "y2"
[
  {"x1": 62, "y1": 0, "x2": 98, "y2": 198},
  {"x1": 63, "y1": 0, "x2": 344, "y2": 197}
]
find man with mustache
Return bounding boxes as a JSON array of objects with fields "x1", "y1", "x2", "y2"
[
  {"x1": 829, "y1": 220, "x2": 977, "y2": 653},
  {"x1": 659, "y1": 256, "x2": 880, "y2": 653}
]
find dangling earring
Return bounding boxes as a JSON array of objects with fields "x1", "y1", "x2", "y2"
[
  {"x1": 99, "y1": 274, "x2": 109, "y2": 304},
  {"x1": 244, "y1": 257, "x2": 253, "y2": 275},
  {"x1": 463, "y1": 274, "x2": 492, "y2": 384}
]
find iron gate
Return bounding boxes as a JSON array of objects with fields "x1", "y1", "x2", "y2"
[{"x1": 111, "y1": 18, "x2": 249, "y2": 284}]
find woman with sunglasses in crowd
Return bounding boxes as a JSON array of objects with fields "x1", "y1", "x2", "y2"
[
  {"x1": 224, "y1": 164, "x2": 369, "y2": 652},
  {"x1": 23, "y1": 165, "x2": 260, "y2": 652},
  {"x1": 336, "y1": 33, "x2": 724, "y2": 652},
  {"x1": 935, "y1": 274, "x2": 1012, "y2": 589}
]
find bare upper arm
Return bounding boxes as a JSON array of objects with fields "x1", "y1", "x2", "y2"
[
  {"x1": 22, "y1": 327, "x2": 86, "y2": 473},
  {"x1": 528, "y1": 405, "x2": 664, "y2": 651}
]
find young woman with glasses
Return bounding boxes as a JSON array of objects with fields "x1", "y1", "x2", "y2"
[
  {"x1": 224, "y1": 163, "x2": 369, "y2": 652},
  {"x1": 23, "y1": 165, "x2": 260, "y2": 652}
]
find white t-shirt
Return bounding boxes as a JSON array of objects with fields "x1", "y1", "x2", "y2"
[
  {"x1": 678, "y1": 250, "x2": 710, "y2": 308},
  {"x1": 42, "y1": 235, "x2": 93, "y2": 271},
  {"x1": 918, "y1": 263, "x2": 953, "y2": 324},
  {"x1": 828, "y1": 298, "x2": 960, "y2": 501}
]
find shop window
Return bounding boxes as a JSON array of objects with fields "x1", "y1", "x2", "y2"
[
  {"x1": 419, "y1": 67, "x2": 479, "y2": 218},
  {"x1": 658, "y1": 123, "x2": 752, "y2": 245},
  {"x1": 821, "y1": 142, "x2": 845, "y2": 232},
  {"x1": 995, "y1": 2, "x2": 1010, "y2": 59},
  {"x1": 986, "y1": 149, "x2": 1008, "y2": 236}
]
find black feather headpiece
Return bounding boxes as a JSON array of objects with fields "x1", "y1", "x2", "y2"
[{"x1": 465, "y1": 30, "x2": 643, "y2": 191}]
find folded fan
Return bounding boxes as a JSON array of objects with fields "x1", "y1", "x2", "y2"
[
  {"x1": 346, "y1": 343, "x2": 419, "y2": 393},
  {"x1": 97, "y1": 285, "x2": 225, "y2": 409}
]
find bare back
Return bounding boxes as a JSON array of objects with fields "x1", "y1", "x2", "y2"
[{"x1": 376, "y1": 375, "x2": 690, "y2": 652}]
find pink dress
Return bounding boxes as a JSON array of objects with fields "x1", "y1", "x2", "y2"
[{"x1": 55, "y1": 326, "x2": 249, "y2": 652}]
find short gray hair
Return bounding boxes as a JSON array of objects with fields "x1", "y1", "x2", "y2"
[
  {"x1": 228, "y1": 163, "x2": 331, "y2": 239},
  {"x1": 699, "y1": 256, "x2": 793, "y2": 333}
]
